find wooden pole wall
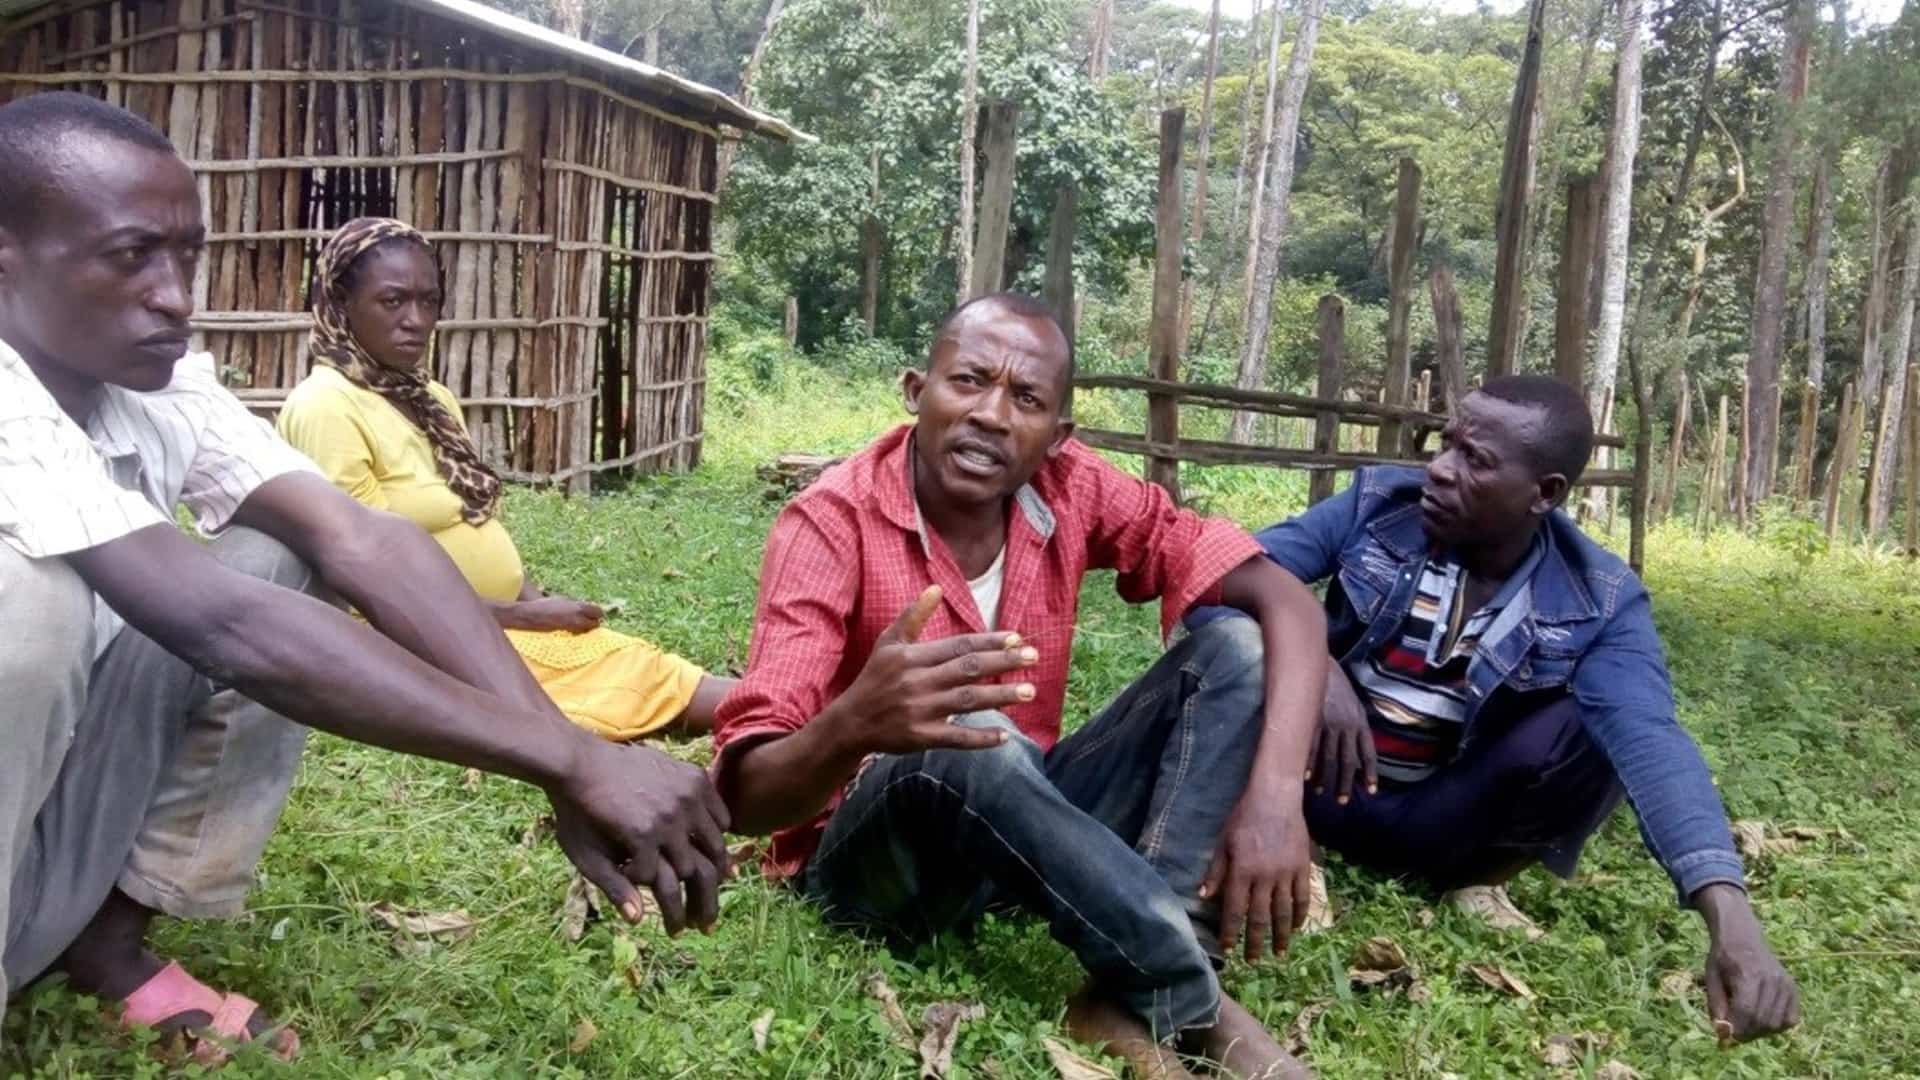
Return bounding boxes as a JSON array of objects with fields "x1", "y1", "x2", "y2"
[{"x1": 0, "y1": 0, "x2": 725, "y2": 489}]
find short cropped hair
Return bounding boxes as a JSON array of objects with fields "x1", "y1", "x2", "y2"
[
  {"x1": 928, "y1": 292, "x2": 1076, "y2": 413},
  {"x1": 1476, "y1": 374, "x2": 1595, "y2": 484},
  {"x1": 0, "y1": 92, "x2": 177, "y2": 238}
]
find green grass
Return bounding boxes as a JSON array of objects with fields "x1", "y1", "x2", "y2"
[{"x1": 7, "y1": 361, "x2": 1920, "y2": 1078}]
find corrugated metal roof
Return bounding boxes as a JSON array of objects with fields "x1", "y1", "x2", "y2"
[{"x1": 0, "y1": 0, "x2": 813, "y2": 143}]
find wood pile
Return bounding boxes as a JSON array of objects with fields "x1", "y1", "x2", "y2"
[{"x1": 757, "y1": 453, "x2": 842, "y2": 500}]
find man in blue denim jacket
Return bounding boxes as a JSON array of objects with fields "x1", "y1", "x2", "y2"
[{"x1": 1195, "y1": 375, "x2": 1799, "y2": 1044}]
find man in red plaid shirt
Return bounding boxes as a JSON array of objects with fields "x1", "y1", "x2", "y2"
[{"x1": 713, "y1": 294, "x2": 1328, "y2": 1078}]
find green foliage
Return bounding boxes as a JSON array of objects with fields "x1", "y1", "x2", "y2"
[
  {"x1": 724, "y1": 0, "x2": 1156, "y2": 347},
  {"x1": 9, "y1": 374, "x2": 1920, "y2": 1078}
]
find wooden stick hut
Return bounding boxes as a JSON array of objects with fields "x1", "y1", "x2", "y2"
[{"x1": 0, "y1": 0, "x2": 810, "y2": 491}]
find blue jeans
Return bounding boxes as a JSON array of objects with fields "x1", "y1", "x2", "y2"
[{"x1": 802, "y1": 617, "x2": 1267, "y2": 1039}]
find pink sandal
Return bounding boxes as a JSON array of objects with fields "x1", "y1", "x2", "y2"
[{"x1": 117, "y1": 960, "x2": 299, "y2": 1065}]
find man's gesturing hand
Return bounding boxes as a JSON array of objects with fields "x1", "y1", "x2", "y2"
[
  {"x1": 829, "y1": 585, "x2": 1039, "y2": 756},
  {"x1": 546, "y1": 740, "x2": 732, "y2": 936}
]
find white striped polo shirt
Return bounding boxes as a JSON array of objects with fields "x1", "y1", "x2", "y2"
[{"x1": 0, "y1": 337, "x2": 317, "y2": 656}]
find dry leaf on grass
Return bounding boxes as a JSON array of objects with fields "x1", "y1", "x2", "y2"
[
  {"x1": 1042, "y1": 1036, "x2": 1117, "y2": 1080},
  {"x1": 728, "y1": 838, "x2": 766, "y2": 868},
  {"x1": 462, "y1": 768, "x2": 482, "y2": 791},
  {"x1": 751, "y1": 1009, "x2": 775, "y2": 1053},
  {"x1": 1415, "y1": 907, "x2": 1436, "y2": 929},
  {"x1": 1285, "y1": 1001, "x2": 1331, "y2": 1056},
  {"x1": 1593, "y1": 1061, "x2": 1642, "y2": 1079},
  {"x1": 866, "y1": 973, "x2": 918, "y2": 1050},
  {"x1": 1447, "y1": 885, "x2": 1546, "y2": 941},
  {"x1": 1539, "y1": 1031, "x2": 1608, "y2": 1069},
  {"x1": 1464, "y1": 963, "x2": 1536, "y2": 1001},
  {"x1": 1348, "y1": 936, "x2": 1426, "y2": 999},
  {"x1": 1659, "y1": 969, "x2": 1701, "y2": 998},
  {"x1": 1732, "y1": 819, "x2": 1848, "y2": 860},
  {"x1": 917, "y1": 1002, "x2": 984, "y2": 1078},
  {"x1": 1301, "y1": 863, "x2": 1335, "y2": 933},
  {"x1": 520, "y1": 815, "x2": 554, "y2": 849},
  {"x1": 558, "y1": 872, "x2": 594, "y2": 943},
  {"x1": 370, "y1": 903, "x2": 476, "y2": 940},
  {"x1": 568, "y1": 1017, "x2": 598, "y2": 1053}
]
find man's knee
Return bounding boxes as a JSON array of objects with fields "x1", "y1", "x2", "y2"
[
  {"x1": 918, "y1": 711, "x2": 1045, "y2": 790},
  {"x1": 209, "y1": 527, "x2": 320, "y2": 597},
  {"x1": 1179, "y1": 615, "x2": 1266, "y2": 706}
]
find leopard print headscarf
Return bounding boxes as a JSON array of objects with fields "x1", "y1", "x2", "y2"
[{"x1": 310, "y1": 217, "x2": 502, "y2": 525}]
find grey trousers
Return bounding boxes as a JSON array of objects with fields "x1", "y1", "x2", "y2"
[{"x1": 1, "y1": 529, "x2": 313, "y2": 1006}]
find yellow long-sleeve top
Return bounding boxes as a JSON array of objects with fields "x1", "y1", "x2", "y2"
[{"x1": 278, "y1": 366, "x2": 700, "y2": 739}]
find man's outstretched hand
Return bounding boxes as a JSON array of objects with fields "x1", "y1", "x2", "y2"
[
  {"x1": 547, "y1": 739, "x2": 732, "y2": 936},
  {"x1": 824, "y1": 586, "x2": 1039, "y2": 756},
  {"x1": 1201, "y1": 795, "x2": 1314, "y2": 962},
  {"x1": 1698, "y1": 883, "x2": 1801, "y2": 1044}
]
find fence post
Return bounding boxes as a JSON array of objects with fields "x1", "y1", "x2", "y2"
[
  {"x1": 1145, "y1": 108, "x2": 1186, "y2": 500},
  {"x1": 1309, "y1": 294, "x2": 1346, "y2": 505},
  {"x1": 1379, "y1": 157, "x2": 1422, "y2": 457},
  {"x1": 783, "y1": 296, "x2": 798, "y2": 346},
  {"x1": 1414, "y1": 369, "x2": 1432, "y2": 414}
]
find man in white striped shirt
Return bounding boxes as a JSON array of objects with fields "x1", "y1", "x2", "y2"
[{"x1": 0, "y1": 92, "x2": 732, "y2": 1058}]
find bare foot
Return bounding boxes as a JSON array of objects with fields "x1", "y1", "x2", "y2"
[
  {"x1": 1064, "y1": 988, "x2": 1201, "y2": 1079},
  {"x1": 1186, "y1": 994, "x2": 1313, "y2": 1080}
]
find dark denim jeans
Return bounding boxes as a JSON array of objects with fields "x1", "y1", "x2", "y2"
[
  {"x1": 1304, "y1": 688, "x2": 1624, "y2": 890},
  {"x1": 801, "y1": 617, "x2": 1267, "y2": 1038}
]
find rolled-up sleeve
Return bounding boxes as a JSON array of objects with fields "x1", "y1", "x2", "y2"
[
  {"x1": 1573, "y1": 584, "x2": 1746, "y2": 904},
  {"x1": 1073, "y1": 448, "x2": 1261, "y2": 639},
  {"x1": 166, "y1": 356, "x2": 319, "y2": 536},
  {"x1": 711, "y1": 498, "x2": 863, "y2": 792}
]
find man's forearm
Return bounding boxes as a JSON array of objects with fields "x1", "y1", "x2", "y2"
[
  {"x1": 316, "y1": 512, "x2": 558, "y2": 719},
  {"x1": 721, "y1": 706, "x2": 867, "y2": 836},
  {"x1": 1219, "y1": 556, "x2": 1327, "y2": 795}
]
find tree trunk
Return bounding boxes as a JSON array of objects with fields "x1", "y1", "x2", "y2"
[
  {"x1": 1430, "y1": 259, "x2": 1467, "y2": 412},
  {"x1": 862, "y1": 155, "x2": 882, "y2": 338},
  {"x1": 1859, "y1": 159, "x2": 1893, "y2": 410},
  {"x1": 1676, "y1": 113, "x2": 1746, "y2": 340},
  {"x1": 1590, "y1": 0, "x2": 1646, "y2": 422},
  {"x1": 1380, "y1": 157, "x2": 1422, "y2": 456},
  {"x1": 1043, "y1": 184, "x2": 1078, "y2": 355},
  {"x1": 1530, "y1": 0, "x2": 1612, "y2": 262},
  {"x1": 714, "y1": 0, "x2": 788, "y2": 195},
  {"x1": 969, "y1": 101, "x2": 1019, "y2": 297},
  {"x1": 1239, "y1": 0, "x2": 1288, "y2": 324},
  {"x1": 1089, "y1": 0, "x2": 1114, "y2": 80},
  {"x1": 1486, "y1": 0, "x2": 1547, "y2": 378},
  {"x1": 1555, "y1": 176, "x2": 1602, "y2": 386},
  {"x1": 1230, "y1": 0, "x2": 1327, "y2": 443},
  {"x1": 1743, "y1": 0, "x2": 1814, "y2": 507},
  {"x1": 1229, "y1": 0, "x2": 1266, "y2": 236},
  {"x1": 1869, "y1": 220, "x2": 1920, "y2": 531},
  {"x1": 955, "y1": 0, "x2": 981, "y2": 303},
  {"x1": 1179, "y1": 0, "x2": 1224, "y2": 348},
  {"x1": 1147, "y1": 109, "x2": 1188, "y2": 499}
]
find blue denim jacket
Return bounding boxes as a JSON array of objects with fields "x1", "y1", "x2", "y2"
[{"x1": 1192, "y1": 466, "x2": 1745, "y2": 903}]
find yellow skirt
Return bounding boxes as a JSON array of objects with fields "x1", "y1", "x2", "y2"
[{"x1": 504, "y1": 626, "x2": 704, "y2": 741}]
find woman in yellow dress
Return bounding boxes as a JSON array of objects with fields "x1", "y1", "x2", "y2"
[{"x1": 279, "y1": 217, "x2": 731, "y2": 738}]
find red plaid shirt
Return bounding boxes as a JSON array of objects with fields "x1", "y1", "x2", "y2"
[{"x1": 714, "y1": 424, "x2": 1263, "y2": 878}]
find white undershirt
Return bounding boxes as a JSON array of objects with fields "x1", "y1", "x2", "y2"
[{"x1": 967, "y1": 546, "x2": 1008, "y2": 631}]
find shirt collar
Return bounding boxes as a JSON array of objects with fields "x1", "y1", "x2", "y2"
[{"x1": 884, "y1": 424, "x2": 1059, "y2": 555}]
